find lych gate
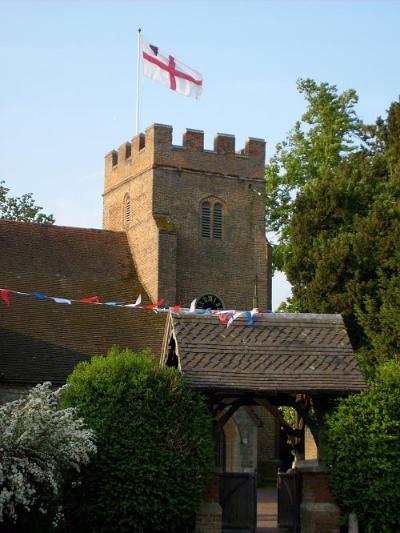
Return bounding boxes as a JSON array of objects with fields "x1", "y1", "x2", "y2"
[{"x1": 161, "y1": 312, "x2": 366, "y2": 533}]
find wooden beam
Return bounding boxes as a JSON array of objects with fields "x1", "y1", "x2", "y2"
[
  {"x1": 214, "y1": 398, "x2": 245, "y2": 430},
  {"x1": 255, "y1": 398, "x2": 302, "y2": 439}
]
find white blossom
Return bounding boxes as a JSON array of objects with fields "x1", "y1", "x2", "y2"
[{"x1": 0, "y1": 382, "x2": 96, "y2": 524}]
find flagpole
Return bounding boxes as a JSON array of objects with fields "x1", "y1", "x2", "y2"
[{"x1": 135, "y1": 28, "x2": 142, "y2": 135}]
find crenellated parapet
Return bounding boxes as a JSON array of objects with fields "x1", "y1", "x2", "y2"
[
  {"x1": 103, "y1": 122, "x2": 270, "y2": 309},
  {"x1": 104, "y1": 124, "x2": 266, "y2": 192}
]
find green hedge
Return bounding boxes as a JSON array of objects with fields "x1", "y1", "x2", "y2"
[
  {"x1": 324, "y1": 360, "x2": 400, "y2": 532},
  {"x1": 62, "y1": 347, "x2": 214, "y2": 533}
]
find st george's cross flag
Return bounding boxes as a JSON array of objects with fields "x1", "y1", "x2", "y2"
[{"x1": 141, "y1": 35, "x2": 203, "y2": 99}]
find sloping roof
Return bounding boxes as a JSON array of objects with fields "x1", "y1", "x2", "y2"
[
  {"x1": 165, "y1": 313, "x2": 366, "y2": 394},
  {"x1": 0, "y1": 220, "x2": 166, "y2": 384}
]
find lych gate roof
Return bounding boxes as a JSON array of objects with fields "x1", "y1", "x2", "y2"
[
  {"x1": 0, "y1": 220, "x2": 166, "y2": 384},
  {"x1": 163, "y1": 313, "x2": 366, "y2": 394}
]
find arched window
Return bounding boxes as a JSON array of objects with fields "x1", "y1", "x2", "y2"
[
  {"x1": 213, "y1": 203, "x2": 222, "y2": 239},
  {"x1": 201, "y1": 201, "x2": 211, "y2": 238},
  {"x1": 201, "y1": 198, "x2": 224, "y2": 239},
  {"x1": 123, "y1": 194, "x2": 131, "y2": 228}
]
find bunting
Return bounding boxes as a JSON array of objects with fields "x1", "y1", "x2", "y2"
[{"x1": 0, "y1": 286, "x2": 271, "y2": 328}]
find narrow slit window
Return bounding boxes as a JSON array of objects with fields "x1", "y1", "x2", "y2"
[
  {"x1": 201, "y1": 201, "x2": 211, "y2": 238},
  {"x1": 213, "y1": 203, "x2": 222, "y2": 239},
  {"x1": 124, "y1": 195, "x2": 131, "y2": 227}
]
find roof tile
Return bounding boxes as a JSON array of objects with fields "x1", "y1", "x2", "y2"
[{"x1": 167, "y1": 314, "x2": 366, "y2": 393}]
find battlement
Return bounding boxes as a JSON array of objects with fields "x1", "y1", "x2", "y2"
[{"x1": 104, "y1": 124, "x2": 266, "y2": 191}]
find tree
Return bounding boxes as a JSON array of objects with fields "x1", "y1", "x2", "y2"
[
  {"x1": 0, "y1": 181, "x2": 55, "y2": 224},
  {"x1": 286, "y1": 102, "x2": 399, "y2": 356},
  {"x1": 0, "y1": 382, "x2": 96, "y2": 530},
  {"x1": 266, "y1": 80, "x2": 400, "y2": 357},
  {"x1": 283, "y1": 149, "x2": 387, "y2": 347},
  {"x1": 323, "y1": 360, "x2": 400, "y2": 532},
  {"x1": 265, "y1": 78, "x2": 362, "y2": 272},
  {"x1": 61, "y1": 347, "x2": 214, "y2": 533},
  {"x1": 355, "y1": 101, "x2": 400, "y2": 368}
]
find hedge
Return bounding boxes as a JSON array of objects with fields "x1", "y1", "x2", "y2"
[
  {"x1": 324, "y1": 360, "x2": 400, "y2": 532},
  {"x1": 62, "y1": 347, "x2": 214, "y2": 533}
]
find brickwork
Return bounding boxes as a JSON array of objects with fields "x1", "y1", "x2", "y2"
[
  {"x1": 297, "y1": 461, "x2": 341, "y2": 533},
  {"x1": 195, "y1": 473, "x2": 222, "y2": 532},
  {"x1": 195, "y1": 502, "x2": 222, "y2": 533},
  {"x1": 103, "y1": 124, "x2": 271, "y2": 309}
]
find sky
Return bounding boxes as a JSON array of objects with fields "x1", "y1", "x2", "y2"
[{"x1": 1, "y1": 0, "x2": 399, "y2": 309}]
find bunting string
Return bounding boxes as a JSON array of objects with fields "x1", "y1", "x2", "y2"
[{"x1": 0, "y1": 287, "x2": 271, "y2": 328}]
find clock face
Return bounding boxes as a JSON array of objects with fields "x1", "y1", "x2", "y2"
[{"x1": 196, "y1": 294, "x2": 224, "y2": 310}]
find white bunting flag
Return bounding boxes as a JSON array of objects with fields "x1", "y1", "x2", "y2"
[
  {"x1": 141, "y1": 35, "x2": 203, "y2": 99},
  {"x1": 53, "y1": 297, "x2": 72, "y2": 305},
  {"x1": 125, "y1": 294, "x2": 142, "y2": 308},
  {"x1": 189, "y1": 298, "x2": 197, "y2": 313}
]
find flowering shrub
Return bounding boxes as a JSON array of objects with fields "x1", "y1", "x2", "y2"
[{"x1": 0, "y1": 382, "x2": 96, "y2": 527}]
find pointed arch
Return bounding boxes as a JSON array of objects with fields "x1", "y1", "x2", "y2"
[{"x1": 224, "y1": 417, "x2": 241, "y2": 472}]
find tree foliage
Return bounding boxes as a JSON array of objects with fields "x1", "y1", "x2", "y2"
[
  {"x1": 0, "y1": 181, "x2": 55, "y2": 224},
  {"x1": 267, "y1": 80, "x2": 400, "y2": 529},
  {"x1": 324, "y1": 361, "x2": 400, "y2": 532},
  {"x1": 61, "y1": 347, "x2": 214, "y2": 533},
  {"x1": 0, "y1": 383, "x2": 96, "y2": 530},
  {"x1": 266, "y1": 80, "x2": 400, "y2": 360},
  {"x1": 265, "y1": 78, "x2": 361, "y2": 271}
]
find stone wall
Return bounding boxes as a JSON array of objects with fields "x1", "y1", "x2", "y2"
[
  {"x1": 227, "y1": 408, "x2": 258, "y2": 472},
  {"x1": 255, "y1": 406, "x2": 280, "y2": 483},
  {"x1": 305, "y1": 427, "x2": 318, "y2": 461}
]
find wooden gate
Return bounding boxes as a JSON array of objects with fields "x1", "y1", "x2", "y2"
[
  {"x1": 277, "y1": 470, "x2": 300, "y2": 532},
  {"x1": 219, "y1": 472, "x2": 257, "y2": 533}
]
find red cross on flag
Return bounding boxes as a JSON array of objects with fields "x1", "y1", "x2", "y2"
[{"x1": 141, "y1": 35, "x2": 203, "y2": 99}]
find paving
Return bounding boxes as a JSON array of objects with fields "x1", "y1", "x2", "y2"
[{"x1": 257, "y1": 485, "x2": 289, "y2": 533}]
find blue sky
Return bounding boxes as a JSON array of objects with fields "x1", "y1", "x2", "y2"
[{"x1": 1, "y1": 0, "x2": 399, "y2": 309}]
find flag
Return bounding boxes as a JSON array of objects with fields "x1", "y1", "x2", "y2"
[
  {"x1": 80, "y1": 296, "x2": 100, "y2": 304},
  {"x1": 0, "y1": 289, "x2": 11, "y2": 306},
  {"x1": 144, "y1": 299, "x2": 165, "y2": 309},
  {"x1": 141, "y1": 35, "x2": 203, "y2": 99},
  {"x1": 52, "y1": 297, "x2": 72, "y2": 305}
]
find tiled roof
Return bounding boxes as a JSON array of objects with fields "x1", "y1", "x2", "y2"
[
  {"x1": 166, "y1": 313, "x2": 366, "y2": 394},
  {"x1": 0, "y1": 220, "x2": 166, "y2": 384}
]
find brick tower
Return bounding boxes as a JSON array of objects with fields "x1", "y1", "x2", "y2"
[{"x1": 103, "y1": 124, "x2": 271, "y2": 309}]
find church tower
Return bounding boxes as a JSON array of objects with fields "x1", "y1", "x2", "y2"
[{"x1": 103, "y1": 124, "x2": 271, "y2": 310}]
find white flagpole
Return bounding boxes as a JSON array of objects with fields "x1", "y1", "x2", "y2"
[{"x1": 135, "y1": 28, "x2": 142, "y2": 135}]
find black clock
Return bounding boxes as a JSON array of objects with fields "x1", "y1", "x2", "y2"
[{"x1": 196, "y1": 294, "x2": 224, "y2": 310}]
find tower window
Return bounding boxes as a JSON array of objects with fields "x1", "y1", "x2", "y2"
[
  {"x1": 123, "y1": 195, "x2": 131, "y2": 228},
  {"x1": 213, "y1": 203, "x2": 222, "y2": 239},
  {"x1": 201, "y1": 198, "x2": 224, "y2": 239},
  {"x1": 201, "y1": 201, "x2": 211, "y2": 238}
]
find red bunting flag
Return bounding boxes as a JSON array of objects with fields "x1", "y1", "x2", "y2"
[
  {"x1": 218, "y1": 312, "x2": 234, "y2": 325},
  {"x1": 172, "y1": 305, "x2": 181, "y2": 313},
  {"x1": 80, "y1": 296, "x2": 100, "y2": 304},
  {"x1": 0, "y1": 289, "x2": 11, "y2": 306},
  {"x1": 144, "y1": 299, "x2": 165, "y2": 309}
]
